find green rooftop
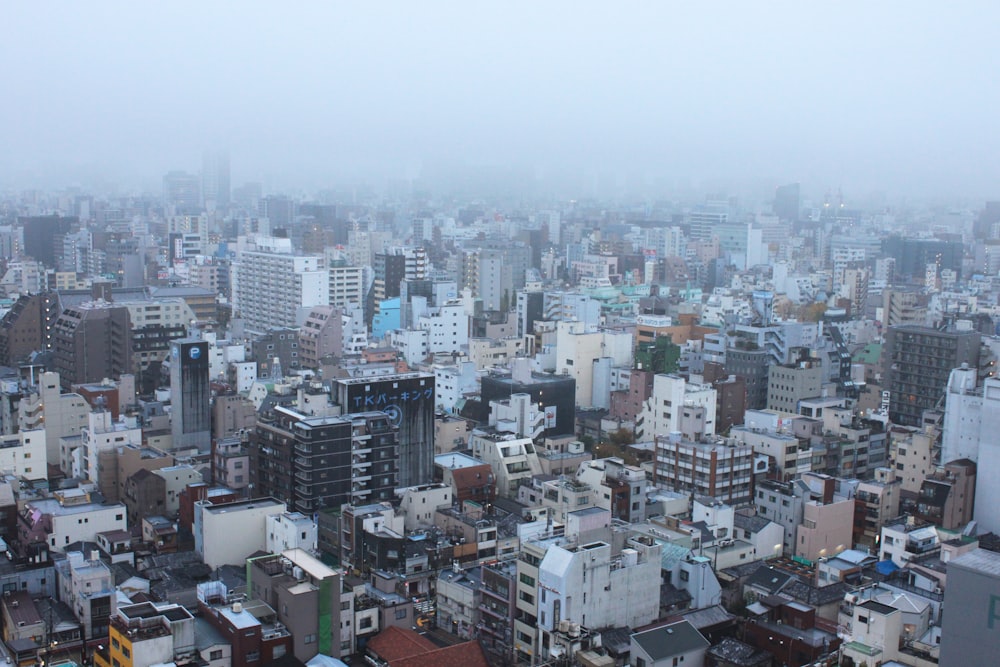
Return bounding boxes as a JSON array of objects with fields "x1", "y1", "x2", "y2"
[{"x1": 853, "y1": 343, "x2": 882, "y2": 365}]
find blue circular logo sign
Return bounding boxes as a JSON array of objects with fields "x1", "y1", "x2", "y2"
[
  {"x1": 384, "y1": 405, "x2": 402, "y2": 427},
  {"x1": 189, "y1": 346, "x2": 202, "y2": 360}
]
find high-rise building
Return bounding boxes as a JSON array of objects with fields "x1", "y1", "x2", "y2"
[
  {"x1": 231, "y1": 235, "x2": 329, "y2": 334},
  {"x1": 251, "y1": 406, "x2": 400, "y2": 512},
  {"x1": 332, "y1": 372, "x2": 435, "y2": 489},
  {"x1": 515, "y1": 289, "x2": 544, "y2": 338},
  {"x1": 50, "y1": 301, "x2": 132, "y2": 390},
  {"x1": 299, "y1": 202, "x2": 348, "y2": 245},
  {"x1": 162, "y1": 170, "x2": 201, "y2": 213},
  {"x1": 373, "y1": 247, "x2": 426, "y2": 304},
  {"x1": 884, "y1": 325, "x2": 981, "y2": 426},
  {"x1": 19, "y1": 215, "x2": 75, "y2": 268},
  {"x1": 687, "y1": 207, "x2": 728, "y2": 242},
  {"x1": 773, "y1": 183, "x2": 800, "y2": 221},
  {"x1": 169, "y1": 338, "x2": 211, "y2": 453},
  {"x1": 258, "y1": 195, "x2": 295, "y2": 228},
  {"x1": 461, "y1": 247, "x2": 514, "y2": 311},
  {"x1": 326, "y1": 258, "x2": 366, "y2": 309},
  {"x1": 0, "y1": 292, "x2": 61, "y2": 365},
  {"x1": 882, "y1": 236, "x2": 964, "y2": 281},
  {"x1": 201, "y1": 150, "x2": 230, "y2": 210}
]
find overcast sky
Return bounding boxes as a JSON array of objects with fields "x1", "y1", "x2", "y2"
[{"x1": 2, "y1": 2, "x2": 998, "y2": 199}]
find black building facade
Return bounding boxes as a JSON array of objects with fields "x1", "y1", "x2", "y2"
[
  {"x1": 333, "y1": 373, "x2": 435, "y2": 488},
  {"x1": 480, "y1": 370, "x2": 575, "y2": 437},
  {"x1": 169, "y1": 338, "x2": 211, "y2": 453}
]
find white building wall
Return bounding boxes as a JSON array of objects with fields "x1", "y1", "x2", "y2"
[
  {"x1": 637, "y1": 374, "x2": 718, "y2": 440},
  {"x1": 265, "y1": 513, "x2": 318, "y2": 554},
  {"x1": 537, "y1": 540, "x2": 660, "y2": 643},
  {"x1": 942, "y1": 365, "x2": 984, "y2": 464},
  {"x1": 196, "y1": 500, "x2": 286, "y2": 569},
  {"x1": 398, "y1": 485, "x2": 452, "y2": 531},
  {"x1": 0, "y1": 429, "x2": 46, "y2": 479},
  {"x1": 49, "y1": 504, "x2": 128, "y2": 553}
]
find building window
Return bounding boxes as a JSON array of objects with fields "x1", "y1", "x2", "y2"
[
  {"x1": 210, "y1": 650, "x2": 223, "y2": 660},
  {"x1": 304, "y1": 633, "x2": 316, "y2": 644},
  {"x1": 395, "y1": 608, "x2": 407, "y2": 620}
]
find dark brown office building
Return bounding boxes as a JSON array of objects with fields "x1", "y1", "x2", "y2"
[
  {"x1": 50, "y1": 302, "x2": 132, "y2": 389},
  {"x1": 0, "y1": 293, "x2": 60, "y2": 366}
]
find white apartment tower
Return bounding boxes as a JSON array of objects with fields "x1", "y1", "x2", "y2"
[{"x1": 231, "y1": 235, "x2": 329, "y2": 333}]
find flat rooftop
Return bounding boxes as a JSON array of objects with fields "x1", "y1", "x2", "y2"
[{"x1": 200, "y1": 498, "x2": 284, "y2": 515}]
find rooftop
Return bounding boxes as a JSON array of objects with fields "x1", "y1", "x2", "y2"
[{"x1": 948, "y1": 548, "x2": 1000, "y2": 576}]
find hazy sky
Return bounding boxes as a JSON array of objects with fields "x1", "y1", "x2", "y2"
[{"x1": 3, "y1": 2, "x2": 999, "y2": 198}]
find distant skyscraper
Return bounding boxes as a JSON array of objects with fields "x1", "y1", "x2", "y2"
[
  {"x1": 163, "y1": 171, "x2": 202, "y2": 213},
  {"x1": 258, "y1": 195, "x2": 295, "y2": 228},
  {"x1": 19, "y1": 215, "x2": 75, "y2": 268},
  {"x1": 169, "y1": 338, "x2": 211, "y2": 453},
  {"x1": 773, "y1": 183, "x2": 800, "y2": 221},
  {"x1": 201, "y1": 150, "x2": 231, "y2": 210}
]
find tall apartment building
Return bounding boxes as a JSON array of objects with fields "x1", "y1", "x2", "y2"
[
  {"x1": 118, "y1": 295, "x2": 196, "y2": 377},
  {"x1": 884, "y1": 325, "x2": 981, "y2": 426},
  {"x1": 481, "y1": 361, "x2": 576, "y2": 438},
  {"x1": 232, "y1": 235, "x2": 329, "y2": 333},
  {"x1": 69, "y1": 410, "x2": 142, "y2": 497},
  {"x1": 50, "y1": 301, "x2": 132, "y2": 389},
  {"x1": 251, "y1": 406, "x2": 400, "y2": 513},
  {"x1": 462, "y1": 247, "x2": 512, "y2": 311},
  {"x1": 247, "y1": 549, "x2": 343, "y2": 660},
  {"x1": 298, "y1": 305, "x2": 343, "y2": 368},
  {"x1": 731, "y1": 425, "x2": 811, "y2": 482},
  {"x1": 327, "y1": 258, "x2": 366, "y2": 308},
  {"x1": 373, "y1": 247, "x2": 426, "y2": 305},
  {"x1": 654, "y1": 435, "x2": 754, "y2": 505}
]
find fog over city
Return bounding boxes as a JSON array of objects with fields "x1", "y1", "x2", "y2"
[{"x1": 3, "y1": 2, "x2": 999, "y2": 199}]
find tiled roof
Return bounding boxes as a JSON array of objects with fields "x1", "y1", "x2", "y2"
[
  {"x1": 391, "y1": 641, "x2": 491, "y2": 667},
  {"x1": 366, "y1": 626, "x2": 438, "y2": 663}
]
